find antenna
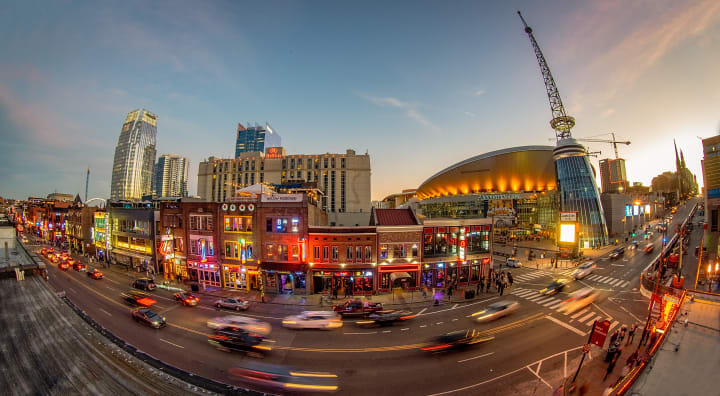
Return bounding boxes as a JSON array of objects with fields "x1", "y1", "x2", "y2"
[{"x1": 85, "y1": 167, "x2": 90, "y2": 203}]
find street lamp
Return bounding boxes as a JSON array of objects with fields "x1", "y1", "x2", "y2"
[{"x1": 708, "y1": 263, "x2": 714, "y2": 292}]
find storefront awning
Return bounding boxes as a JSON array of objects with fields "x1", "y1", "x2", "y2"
[
  {"x1": 112, "y1": 248, "x2": 151, "y2": 261},
  {"x1": 260, "y1": 262, "x2": 308, "y2": 273},
  {"x1": 390, "y1": 272, "x2": 412, "y2": 282}
]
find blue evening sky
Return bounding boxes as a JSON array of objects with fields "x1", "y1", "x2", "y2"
[{"x1": 1, "y1": 0, "x2": 718, "y2": 201}]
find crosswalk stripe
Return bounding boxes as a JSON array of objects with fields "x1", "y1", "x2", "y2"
[
  {"x1": 514, "y1": 290, "x2": 537, "y2": 297},
  {"x1": 609, "y1": 279, "x2": 623, "y2": 286},
  {"x1": 536, "y1": 296, "x2": 555, "y2": 304},
  {"x1": 602, "y1": 278, "x2": 614, "y2": 284},
  {"x1": 549, "y1": 301, "x2": 566, "y2": 310},
  {"x1": 527, "y1": 295, "x2": 546, "y2": 302},
  {"x1": 578, "y1": 312, "x2": 596, "y2": 323},
  {"x1": 588, "y1": 275, "x2": 601, "y2": 281},
  {"x1": 608, "y1": 320, "x2": 620, "y2": 333},
  {"x1": 622, "y1": 281, "x2": 630, "y2": 287},
  {"x1": 542, "y1": 299, "x2": 560, "y2": 307},
  {"x1": 571, "y1": 308, "x2": 590, "y2": 319},
  {"x1": 596, "y1": 276, "x2": 609, "y2": 282},
  {"x1": 586, "y1": 316, "x2": 602, "y2": 326}
]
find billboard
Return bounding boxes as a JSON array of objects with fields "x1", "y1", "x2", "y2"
[
  {"x1": 560, "y1": 212, "x2": 577, "y2": 222},
  {"x1": 559, "y1": 223, "x2": 577, "y2": 243},
  {"x1": 625, "y1": 205, "x2": 632, "y2": 217}
]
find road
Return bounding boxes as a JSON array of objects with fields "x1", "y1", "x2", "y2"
[{"x1": 30, "y1": 200, "x2": 698, "y2": 395}]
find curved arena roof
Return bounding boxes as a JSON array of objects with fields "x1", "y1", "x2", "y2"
[{"x1": 416, "y1": 146, "x2": 557, "y2": 200}]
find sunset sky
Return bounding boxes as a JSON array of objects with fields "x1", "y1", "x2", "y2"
[{"x1": 1, "y1": 0, "x2": 718, "y2": 201}]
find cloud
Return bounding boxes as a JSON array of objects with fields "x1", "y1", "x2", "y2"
[
  {"x1": 601, "y1": 108, "x2": 615, "y2": 118},
  {"x1": 473, "y1": 89, "x2": 486, "y2": 96},
  {"x1": 360, "y1": 94, "x2": 438, "y2": 129},
  {"x1": 464, "y1": 111, "x2": 477, "y2": 118}
]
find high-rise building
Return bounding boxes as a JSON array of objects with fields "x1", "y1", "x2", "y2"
[
  {"x1": 235, "y1": 123, "x2": 281, "y2": 157},
  {"x1": 599, "y1": 158, "x2": 628, "y2": 193},
  {"x1": 154, "y1": 154, "x2": 189, "y2": 198},
  {"x1": 110, "y1": 109, "x2": 157, "y2": 201},
  {"x1": 702, "y1": 136, "x2": 720, "y2": 231},
  {"x1": 198, "y1": 147, "x2": 371, "y2": 219}
]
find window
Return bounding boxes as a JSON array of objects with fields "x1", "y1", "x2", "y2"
[
  {"x1": 224, "y1": 241, "x2": 240, "y2": 259},
  {"x1": 291, "y1": 245, "x2": 299, "y2": 261},
  {"x1": 190, "y1": 215, "x2": 213, "y2": 231},
  {"x1": 266, "y1": 218, "x2": 273, "y2": 232},
  {"x1": 322, "y1": 246, "x2": 329, "y2": 262},
  {"x1": 291, "y1": 218, "x2": 300, "y2": 233},
  {"x1": 380, "y1": 245, "x2": 388, "y2": 259},
  {"x1": 356, "y1": 246, "x2": 363, "y2": 262},
  {"x1": 313, "y1": 246, "x2": 321, "y2": 260},
  {"x1": 412, "y1": 244, "x2": 418, "y2": 257},
  {"x1": 346, "y1": 246, "x2": 353, "y2": 262},
  {"x1": 278, "y1": 245, "x2": 288, "y2": 261},
  {"x1": 392, "y1": 244, "x2": 404, "y2": 258},
  {"x1": 266, "y1": 244, "x2": 274, "y2": 258},
  {"x1": 275, "y1": 218, "x2": 288, "y2": 233},
  {"x1": 365, "y1": 246, "x2": 372, "y2": 261},
  {"x1": 331, "y1": 246, "x2": 339, "y2": 261}
]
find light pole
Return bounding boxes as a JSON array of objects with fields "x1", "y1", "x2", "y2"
[{"x1": 708, "y1": 263, "x2": 713, "y2": 292}]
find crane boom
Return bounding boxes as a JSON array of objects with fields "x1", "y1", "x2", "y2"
[
  {"x1": 572, "y1": 132, "x2": 631, "y2": 159},
  {"x1": 518, "y1": 11, "x2": 574, "y2": 141}
]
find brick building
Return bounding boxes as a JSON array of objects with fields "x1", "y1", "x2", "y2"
[
  {"x1": 219, "y1": 197, "x2": 260, "y2": 290},
  {"x1": 371, "y1": 208, "x2": 423, "y2": 293}
]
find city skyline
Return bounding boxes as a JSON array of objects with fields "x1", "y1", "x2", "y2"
[{"x1": 1, "y1": 0, "x2": 718, "y2": 201}]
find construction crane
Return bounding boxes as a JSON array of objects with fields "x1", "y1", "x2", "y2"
[
  {"x1": 517, "y1": 11, "x2": 575, "y2": 141},
  {"x1": 574, "y1": 133, "x2": 630, "y2": 159}
]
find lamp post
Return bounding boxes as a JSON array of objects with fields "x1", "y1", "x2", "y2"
[{"x1": 708, "y1": 263, "x2": 713, "y2": 293}]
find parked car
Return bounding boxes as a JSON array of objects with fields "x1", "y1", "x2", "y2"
[
  {"x1": 208, "y1": 327, "x2": 271, "y2": 355},
  {"x1": 215, "y1": 297, "x2": 250, "y2": 311},
  {"x1": 282, "y1": 311, "x2": 343, "y2": 330},
  {"x1": 356, "y1": 310, "x2": 417, "y2": 326},
  {"x1": 87, "y1": 268, "x2": 104, "y2": 279},
  {"x1": 539, "y1": 278, "x2": 571, "y2": 296},
  {"x1": 174, "y1": 292, "x2": 199, "y2": 307},
  {"x1": 131, "y1": 308, "x2": 166, "y2": 328},
  {"x1": 207, "y1": 315, "x2": 272, "y2": 336},
  {"x1": 421, "y1": 329, "x2": 494, "y2": 352},
  {"x1": 573, "y1": 261, "x2": 597, "y2": 280},
  {"x1": 505, "y1": 258, "x2": 521, "y2": 268},
  {"x1": 332, "y1": 299, "x2": 383, "y2": 317},
  {"x1": 132, "y1": 278, "x2": 156, "y2": 291},
  {"x1": 609, "y1": 247, "x2": 625, "y2": 259},
  {"x1": 471, "y1": 301, "x2": 519, "y2": 323},
  {"x1": 122, "y1": 290, "x2": 157, "y2": 307}
]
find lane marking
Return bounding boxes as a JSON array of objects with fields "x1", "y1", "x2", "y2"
[
  {"x1": 436, "y1": 322, "x2": 443, "y2": 325},
  {"x1": 608, "y1": 320, "x2": 620, "y2": 333},
  {"x1": 611, "y1": 264, "x2": 625, "y2": 267},
  {"x1": 401, "y1": 328, "x2": 409, "y2": 331},
  {"x1": 160, "y1": 338, "x2": 185, "y2": 349},
  {"x1": 549, "y1": 301, "x2": 566, "y2": 310},
  {"x1": 344, "y1": 332, "x2": 377, "y2": 335},
  {"x1": 451, "y1": 318, "x2": 458, "y2": 321},
  {"x1": 602, "y1": 278, "x2": 613, "y2": 284},
  {"x1": 536, "y1": 297, "x2": 555, "y2": 305},
  {"x1": 609, "y1": 279, "x2": 622, "y2": 286},
  {"x1": 588, "y1": 275, "x2": 601, "y2": 281},
  {"x1": 570, "y1": 308, "x2": 589, "y2": 319},
  {"x1": 381, "y1": 330, "x2": 391, "y2": 333},
  {"x1": 620, "y1": 306, "x2": 643, "y2": 322},
  {"x1": 69, "y1": 288, "x2": 77, "y2": 294},
  {"x1": 545, "y1": 315, "x2": 587, "y2": 337},
  {"x1": 99, "y1": 308, "x2": 112, "y2": 316},
  {"x1": 452, "y1": 304, "x2": 459, "y2": 309},
  {"x1": 591, "y1": 302, "x2": 612, "y2": 319},
  {"x1": 420, "y1": 325, "x2": 427, "y2": 328},
  {"x1": 586, "y1": 316, "x2": 602, "y2": 326},
  {"x1": 597, "y1": 276, "x2": 609, "y2": 282},
  {"x1": 542, "y1": 299, "x2": 560, "y2": 307},
  {"x1": 419, "y1": 296, "x2": 499, "y2": 316},
  {"x1": 577, "y1": 312, "x2": 596, "y2": 323},
  {"x1": 417, "y1": 308, "x2": 428, "y2": 315},
  {"x1": 457, "y1": 352, "x2": 495, "y2": 363},
  {"x1": 526, "y1": 295, "x2": 545, "y2": 302}
]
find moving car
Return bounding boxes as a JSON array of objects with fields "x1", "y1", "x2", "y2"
[
  {"x1": 332, "y1": 299, "x2": 383, "y2": 317},
  {"x1": 356, "y1": 310, "x2": 417, "y2": 326},
  {"x1": 87, "y1": 268, "x2": 104, "y2": 279},
  {"x1": 208, "y1": 327, "x2": 272, "y2": 355},
  {"x1": 50, "y1": 255, "x2": 60, "y2": 263},
  {"x1": 539, "y1": 278, "x2": 571, "y2": 296},
  {"x1": 609, "y1": 247, "x2": 625, "y2": 259},
  {"x1": 229, "y1": 362, "x2": 339, "y2": 393},
  {"x1": 421, "y1": 329, "x2": 494, "y2": 352},
  {"x1": 174, "y1": 292, "x2": 199, "y2": 307},
  {"x1": 282, "y1": 311, "x2": 343, "y2": 330},
  {"x1": 122, "y1": 290, "x2": 157, "y2": 307},
  {"x1": 131, "y1": 308, "x2": 166, "y2": 328},
  {"x1": 58, "y1": 260, "x2": 70, "y2": 270},
  {"x1": 630, "y1": 241, "x2": 640, "y2": 250},
  {"x1": 573, "y1": 261, "x2": 597, "y2": 280},
  {"x1": 40, "y1": 248, "x2": 48, "y2": 256},
  {"x1": 73, "y1": 262, "x2": 87, "y2": 271},
  {"x1": 643, "y1": 243, "x2": 655, "y2": 254},
  {"x1": 471, "y1": 301, "x2": 519, "y2": 323},
  {"x1": 207, "y1": 315, "x2": 272, "y2": 336},
  {"x1": 214, "y1": 297, "x2": 250, "y2": 311},
  {"x1": 557, "y1": 287, "x2": 598, "y2": 314},
  {"x1": 505, "y1": 258, "x2": 521, "y2": 268},
  {"x1": 132, "y1": 278, "x2": 156, "y2": 291}
]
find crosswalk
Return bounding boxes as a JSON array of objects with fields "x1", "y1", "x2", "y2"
[
  {"x1": 511, "y1": 268, "x2": 631, "y2": 288},
  {"x1": 509, "y1": 287, "x2": 619, "y2": 331}
]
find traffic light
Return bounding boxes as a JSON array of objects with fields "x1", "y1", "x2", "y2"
[{"x1": 632, "y1": 232, "x2": 636, "y2": 237}]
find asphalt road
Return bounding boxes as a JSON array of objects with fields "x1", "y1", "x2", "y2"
[{"x1": 32, "y1": 200, "x2": 697, "y2": 395}]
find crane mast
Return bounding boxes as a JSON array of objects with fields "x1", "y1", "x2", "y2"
[{"x1": 517, "y1": 11, "x2": 575, "y2": 141}]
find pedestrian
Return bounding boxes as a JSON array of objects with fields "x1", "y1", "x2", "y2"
[
  {"x1": 499, "y1": 281, "x2": 505, "y2": 296},
  {"x1": 422, "y1": 286, "x2": 427, "y2": 299},
  {"x1": 628, "y1": 324, "x2": 638, "y2": 345},
  {"x1": 626, "y1": 350, "x2": 638, "y2": 367},
  {"x1": 333, "y1": 287, "x2": 338, "y2": 300},
  {"x1": 609, "y1": 330, "x2": 619, "y2": 346},
  {"x1": 476, "y1": 281, "x2": 481, "y2": 295},
  {"x1": 603, "y1": 355, "x2": 618, "y2": 381},
  {"x1": 447, "y1": 286, "x2": 453, "y2": 301},
  {"x1": 507, "y1": 272, "x2": 514, "y2": 287},
  {"x1": 619, "y1": 325, "x2": 627, "y2": 343}
]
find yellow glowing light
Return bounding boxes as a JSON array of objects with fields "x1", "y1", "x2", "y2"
[{"x1": 559, "y1": 223, "x2": 576, "y2": 243}]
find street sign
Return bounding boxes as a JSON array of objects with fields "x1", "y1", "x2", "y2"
[{"x1": 589, "y1": 320, "x2": 610, "y2": 347}]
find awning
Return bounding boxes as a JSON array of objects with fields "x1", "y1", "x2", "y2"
[
  {"x1": 260, "y1": 262, "x2": 309, "y2": 273},
  {"x1": 390, "y1": 272, "x2": 412, "y2": 282}
]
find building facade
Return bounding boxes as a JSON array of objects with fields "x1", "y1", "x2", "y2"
[
  {"x1": 599, "y1": 158, "x2": 628, "y2": 194},
  {"x1": 154, "y1": 154, "x2": 189, "y2": 198},
  {"x1": 703, "y1": 136, "x2": 720, "y2": 232},
  {"x1": 107, "y1": 201, "x2": 157, "y2": 273},
  {"x1": 110, "y1": 109, "x2": 157, "y2": 201},
  {"x1": 93, "y1": 210, "x2": 109, "y2": 262},
  {"x1": 372, "y1": 208, "x2": 423, "y2": 293},
  {"x1": 219, "y1": 197, "x2": 260, "y2": 290},
  {"x1": 197, "y1": 148, "x2": 371, "y2": 220},
  {"x1": 66, "y1": 206, "x2": 96, "y2": 254},
  {"x1": 235, "y1": 122, "x2": 282, "y2": 157}
]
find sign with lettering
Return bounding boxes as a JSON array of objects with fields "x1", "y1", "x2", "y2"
[
  {"x1": 560, "y1": 212, "x2": 577, "y2": 222},
  {"x1": 261, "y1": 194, "x2": 303, "y2": 203},
  {"x1": 589, "y1": 319, "x2": 610, "y2": 347}
]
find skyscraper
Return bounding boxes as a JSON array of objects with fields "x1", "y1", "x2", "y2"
[
  {"x1": 235, "y1": 122, "x2": 281, "y2": 157},
  {"x1": 110, "y1": 109, "x2": 157, "y2": 201},
  {"x1": 599, "y1": 158, "x2": 628, "y2": 193},
  {"x1": 154, "y1": 154, "x2": 189, "y2": 198}
]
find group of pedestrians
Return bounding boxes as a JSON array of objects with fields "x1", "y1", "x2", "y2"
[
  {"x1": 472, "y1": 269, "x2": 514, "y2": 296},
  {"x1": 601, "y1": 323, "x2": 650, "y2": 390}
]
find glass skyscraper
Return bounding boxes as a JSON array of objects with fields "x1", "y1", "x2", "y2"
[
  {"x1": 154, "y1": 154, "x2": 189, "y2": 198},
  {"x1": 235, "y1": 122, "x2": 281, "y2": 158},
  {"x1": 110, "y1": 109, "x2": 157, "y2": 201},
  {"x1": 554, "y1": 138, "x2": 608, "y2": 248}
]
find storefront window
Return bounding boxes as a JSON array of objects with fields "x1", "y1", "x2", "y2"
[
  {"x1": 471, "y1": 264, "x2": 480, "y2": 281},
  {"x1": 412, "y1": 244, "x2": 418, "y2": 257},
  {"x1": 380, "y1": 245, "x2": 388, "y2": 259},
  {"x1": 436, "y1": 232, "x2": 449, "y2": 255},
  {"x1": 422, "y1": 269, "x2": 433, "y2": 287},
  {"x1": 381, "y1": 273, "x2": 391, "y2": 289},
  {"x1": 294, "y1": 272, "x2": 306, "y2": 289},
  {"x1": 459, "y1": 266, "x2": 469, "y2": 282},
  {"x1": 423, "y1": 231, "x2": 434, "y2": 255}
]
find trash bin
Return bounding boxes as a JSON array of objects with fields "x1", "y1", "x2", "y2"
[
  {"x1": 190, "y1": 282, "x2": 199, "y2": 292},
  {"x1": 465, "y1": 289, "x2": 475, "y2": 299}
]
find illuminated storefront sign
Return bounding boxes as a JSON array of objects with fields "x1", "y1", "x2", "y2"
[
  {"x1": 625, "y1": 205, "x2": 632, "y2": 217},
  {"x1": 559, "y1": 223, "x2": 577, "y2": 243}
]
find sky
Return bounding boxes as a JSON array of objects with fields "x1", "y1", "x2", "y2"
[{"x1": 1, "y1": 0, "x2": 719, "y2": 202}]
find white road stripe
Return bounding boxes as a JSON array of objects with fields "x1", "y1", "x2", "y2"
[
  {"x1": 420, "y1": 325, "x2": 427, "y2": 328},
  {"x1": 452, "y1": 304, "x2": 459, "y2": 309},
  {"x1": 542, "y1": 299, "x2": 560, "y2": 307},
  {"x1": 545, "y1": 315, "x2": 586, "y2": 337},
  {"x1": 344, "y1": 332, "x2": 378, "y2": 335},
  {"x1": 527, "y1": 295, "x2": 546, "y2": 302},
  {"x1": 610, "y1": 279, "x2": 623, "y2": 287},
  {"x1": 536, "y1": 297, "x2": 556, "y2": 305},
  {"x1": 586, "y1": 316, "x2": 602, "y2": 326},
  {"x1": 578, "y1": 312, "x2": 596, "y2": 323},
  {"x1": 549, "y1": 301, "x2": 566, "y2": 310},
  {"x1": 596, "y1": 276, "x2": 609, "y2": 282},
  {"x1": 608, "y1": 321, "x2": 620, "y2": 333},
  {"x1": 160, "y1": 338, "x2": 184, "y2": 349},
  {"x1": 571, "y1": 308, "x2": 590, "y2": 319},
  {"x1": 457, "y1": 352, "x2": 495, "y2": 363},
  {"x1": 99, "y1": 308, "x2": 112, "y2": 316},
  {"x1": 401, "y1": 328, "x2": 410, "y2": 331},
  {"x1": 602, "y1": 278, "x2": 614, "y2": 284},
  {"x1": 417, "y1": 308, "x2": 428, "y2": 315},
  {"x1": 381, "y1": 330, "x2": 392, "y2": 333},
  {"x1": 622, "y1": 281, "x2": 630, "y2": 287},
  {"x1": 588, "y1": 275, "x2": 601, "y2": 281},
  {"x1": 514, "y1": 290, "x2": 537, "y2": 298}
]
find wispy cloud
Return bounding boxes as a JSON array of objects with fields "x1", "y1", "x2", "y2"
[
  {"x1": 473, "y1": 89, "x2": 486, "y2": 96},
  {"x1": 359, "y1": 94, "x2": 438, "y2": 129},
  {"x1": 464, "y1": 111, "x2": 477, "y2": 118}
]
